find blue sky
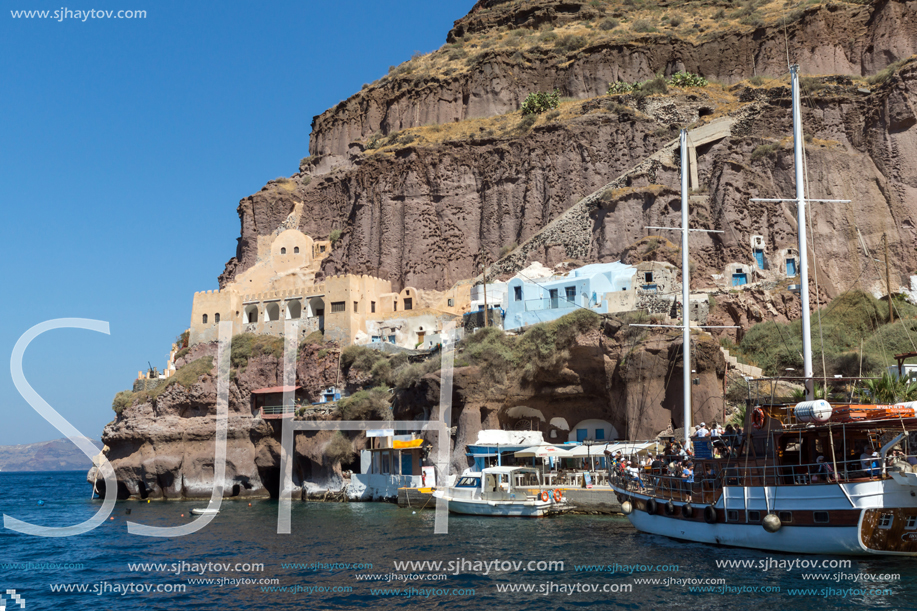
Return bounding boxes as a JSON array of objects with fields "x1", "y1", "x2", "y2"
[{"x1": 0, "y1": 0, "x2": 476, "y2": 446}]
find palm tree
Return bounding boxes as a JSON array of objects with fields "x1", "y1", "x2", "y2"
[{"x1": 858, "y1": 371, "x2": 917, "y2": 404}]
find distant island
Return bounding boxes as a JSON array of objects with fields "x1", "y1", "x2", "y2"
[{"x1": 0, "y1": 437, "x2": 102, "y2": 472}]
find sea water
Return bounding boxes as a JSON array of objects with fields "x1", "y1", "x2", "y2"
[{"x1": 0, "y1": 472, "x2": 915, "y2": 610}]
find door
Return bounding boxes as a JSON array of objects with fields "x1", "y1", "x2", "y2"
[
  {"x1": 549, "y1": 289, "x2": 559, "y2": 309},
  {"x1": 754, "y1": 249, "x2": 765, "y2": 269},
  {"x1": 786, "y1": 258, "x2": 797, "y2": 277},
  {"x1": 565, "y1": 286, "x2": 576, "y2": 306},
  {"x1": 732, "y1": 273, "x2": 747, "y2": 287}
]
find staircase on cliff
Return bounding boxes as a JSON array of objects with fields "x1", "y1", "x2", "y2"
[
  {"x1": 721, "y1": 346, "x2": 764, "y2": 378},
  {"x1": 487, "y1": 115, "x2": 737, "y2": 279}
]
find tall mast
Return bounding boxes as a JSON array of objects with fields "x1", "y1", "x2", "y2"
[
  {"x1": 680, "y1": 130, "x2": 692, "y2": 447},
  {"x1": 791, "y1": 65, "x2": 814, "y2": 401}
]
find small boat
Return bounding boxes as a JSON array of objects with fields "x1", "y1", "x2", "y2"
[
  {"x1": 190, "y1": 508, "x2": 220, "y2": 515},
  {"x1": 433, "y1": 466, "x2": 569, "y2": 517}
]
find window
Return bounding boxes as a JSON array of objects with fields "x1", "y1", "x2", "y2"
[
  {"x1": 448, "y1": 298, "x2": 454, "y2": 307},
  {"x1": 514, "y1": 286, "x2": 522, "y2": 301},
  {"x1": 576, "y1": 429, "x2": 588, "y2": 442},
  {"x1": 371, "y1": 301, "x2": 376, "y2": 313},
  {"x1": 814, "y1": 511, "x2": 830, "y2": 524},
  {"x1": 595, "y1": 428, "x2": 605, "y2": 440},
  {"x1": 214, "y1": 313, "x2": 220, "y2": 323},
  {"x1": 331, "y1": 302, "x2": 346, "y2": 313},
  {"x1": 727, "y1": 510, "x2": 740, "y2": 522},
  {"x1": 644, "y1": 272, "x2": 654, "y2": 283},
  {"x1": 294, "y1": 246, "x2": 299, "y2": 254},
  {"x1": 404, "y1": 298, "x2": 413, "y2": 310},
  {"x1": 879, "y1": 513, "x2": 894, "y2": 529},
  {"x1": 565, "y1": 286, "x2": 576, "y2": 304},
  {"x1": 320, "y1": 245, "x2": 326, "y2": 253},
  {"x1": 393, "y1": 300, "x2": 398, "y2": 312},
  {"x1": 353, "y1": 301, "x2": 358, "y2": 313},
  {"x1": 906, "y1": 516, "x2": 917, "y2": 530},
  {"x1": 748, "y1": 511, "x2": 761, "y2": 522},
  {"x1": 778, "y1": 511, "x2": 793, "y2": 523},
  {"x1": 280, "y1": 247, "x2": 286, "y2": 254},
  {"x1": 202, "y1": 314, "x2": 208, "y2": 324}
]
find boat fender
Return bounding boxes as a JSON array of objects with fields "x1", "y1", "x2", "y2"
[
  {"x1": 621, "y1": 500, "x2": 633, "y2": 515},
  {"x1": 703, "y1": 505, "x2": 717, "y2": 524},
  {"x1": 664, "y1": 500, "x2": 676, "y2": 516},
  {"x1": 553, "y1": 489, "x2": 563, "y2": 503},
  {"x1": 646, "y1": 498, "x2": 658, "y2": 515},
  {"x1": 541, "y1": 491, "x2": 549, "y2": 502},
  {"x1": 763, "y1": 513, "x2": 782, "y2": 533},
  {"x1": 752, "y1": 407, "x2": 767, "y2": 430},
  {"x1": 682, "y1": 502, "x2": 694, "y2": 518},
  {"x1": 36, "y1": 500, "x2": 45, "y2": 506}
]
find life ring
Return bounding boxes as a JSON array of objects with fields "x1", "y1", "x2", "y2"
[
  {"x1": 541, "y1": 491, "x2": 549, "y2": 502},
  {"x1": 703, "y1": 505, "x2": 718, "y2": 524},
  {"x1": 682, "y1": 502, "x2": 694, "y2": 518},
  {"x1": 646, "y1": 498, "x2": 658, "y2": 514},
  {"x1": 752, "y1": 407, "x2": 767, "y2": 430},
  {"x1": 553, "y1": 489, "x2": 563, "y2": 503}
]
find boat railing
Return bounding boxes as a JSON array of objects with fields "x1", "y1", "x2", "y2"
[{"x1": 610, "y1": 456, "x2": 909, "y2": 501}]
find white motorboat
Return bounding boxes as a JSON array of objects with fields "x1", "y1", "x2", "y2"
[
  {"x1": 190, "y1": 508, "x2": 220, "y2": 515},
  {"x1": 433, "y1": 466, "x2": 569, "y2": 517}
]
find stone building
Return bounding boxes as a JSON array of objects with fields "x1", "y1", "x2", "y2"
[{"x1": 188, "y1": 229, "x2": 469, "y2": 348}]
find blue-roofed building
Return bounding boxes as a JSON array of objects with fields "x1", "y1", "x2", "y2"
[{"x1": 502, "y1": 261, "x2": 636, "y2": 331}]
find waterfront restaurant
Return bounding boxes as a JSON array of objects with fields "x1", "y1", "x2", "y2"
[{"x1": 465, "y1": 430, "x2": 550, "y2": 472}]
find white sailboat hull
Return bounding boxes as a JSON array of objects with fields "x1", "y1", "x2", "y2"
[
  {"x1": 445, "y1": 498, "x2": 564, "y2": 517},
  {"x1": 627, "y1": 508, "x2": 863, "y2": 555}
]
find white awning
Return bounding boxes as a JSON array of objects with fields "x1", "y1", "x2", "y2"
[{"x1": 513, "y1": 445, "x2": 574, "y2": 458}]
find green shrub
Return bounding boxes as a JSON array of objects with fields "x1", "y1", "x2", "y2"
[
  {"x1": 112, "y1": 390, "x2": 134, "y2": 414},
  {"x1": 631, "y1": 19, "x2": 657, "y2": 33},
  {"x1": 866, "y1": 59, "x2": 906, "y2": 86},
  {"x1": 538, "y1": 31, "x2": 558, "y2": 43},
  {"x1": 607, "y1": 81, "x2": 634, "y2": 94},
  {"x1": 329, "y1": 229, "x2": 342, "y2": 244},
  {"x1": 748, "y1": 75, "x2": 768, "y2": 86},
  {"x1": 341, "y1": 345, "x2": 383, "y2": 372},
  {"x1": 633, "y1": 75, "x2": 667, "y2": 98},
  {"x1": 336, "y1": 386, "x2": 392, "y2": 420},
  {"x1": 668, "y1": 71, "x2": 708, "y2": 88},
  {"x1": 751, "y1": 142, "x2": 782, "y2": 160},
  {"x1": 499, "y1": 242, "x2": 519, "y2": 258},
  {"x1": 521, "y1": 89, "x2": 560, "y2": 115},
  {"x1": 176, "y1": 330, "x2": 189, "y2": 350},
  {"x1": 230, "y1": 334, "x2": 284, "y2": 369},
  {"x1": 300, "y1": 330, "x2": 324, "y2": 349},
  {"x1": 174, "y1": 347, "x2": 190, "y2": 362},
  {"x1": 169, "y1": 357, "x2": 214, "y2": 388},
  {"x1": 713, "y1": 8, "x2": 726, "y2": 19},
  {"x1": 599, "y1": 17, "x2": 619, "y2": 30},
  {"x1": 554, "y1": 34, "x2": 587, "y2": 54},
  {"x1": 324, "y1": 432, "x2": 357, "y2": 464},
  {"x1": 668, "y1": 15, "x2": 683, "y2": 27}
]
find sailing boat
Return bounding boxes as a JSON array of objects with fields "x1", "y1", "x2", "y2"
[{"x1": 609, "y1": 65, "x2": 917, "y2": 555}]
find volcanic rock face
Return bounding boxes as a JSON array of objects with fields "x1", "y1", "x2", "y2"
[
  {"x1": 309, "y1": 0, "x2": 917, "y2": 159},
  {"x1": 399, "y1": 320, "x2": 726, "y2": 476},
  {"x1": 95, "y1": 343, "x2": 357, "y2": 500}
]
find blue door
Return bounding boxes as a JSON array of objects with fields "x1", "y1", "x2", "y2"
[
  {"x1": 732, "y1": 273, "x2": 747, "y2": 287},
  {"x1": 786, "y1": 258, "x2": 797, "y2": 277},
  {"x1": 754, "y1": 249, "x2": 765, "y2": 269},
  {"x1": 576, "y1": 429, "x2": 588, "y2": 442}
]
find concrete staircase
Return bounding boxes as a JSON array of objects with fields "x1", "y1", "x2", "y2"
[{"x1": 721, "y1": 346, "x2": 763, "y2": 378}]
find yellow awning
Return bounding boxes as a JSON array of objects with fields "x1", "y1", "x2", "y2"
[{"x1": 392, "y1": 439, "x2": 424, "y2": 449}]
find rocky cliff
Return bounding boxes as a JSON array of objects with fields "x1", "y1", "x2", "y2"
[
  {"x1": 219, "y1": 0, "x2": 917, "y2": 306},
  {"x1": 96, "y1": 315, "x2": 725, "y2": 499}
]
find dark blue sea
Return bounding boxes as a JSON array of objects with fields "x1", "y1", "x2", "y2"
[{"x1": 1, "y1": 472, "x2": 916, "y2": 610}]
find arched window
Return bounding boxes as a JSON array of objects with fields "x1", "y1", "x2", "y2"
[
  {"x1": 294, "y1": 246, "x2": 300, "y2": 254},
  {"x1": 281, "y1": 247, "x2": 287, "y2": 255},
  {"x1": 202, "y1": 314, "x2": 208, "y2": 324},
  {"x1": 214, "y1": 313, "x2": 220, "y2": 323}
]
